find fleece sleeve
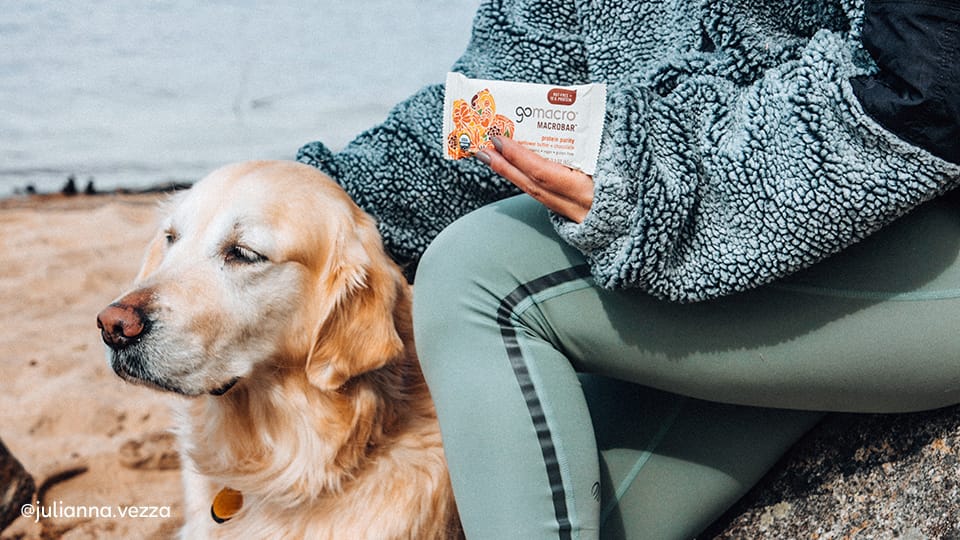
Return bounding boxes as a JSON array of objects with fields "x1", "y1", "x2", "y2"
[
  {"x1": 297, "y1": 0, "x2": 588, "y2": 275},
  {"x1": 553, "y1": 29, "x2": 960, "y2": 302}
]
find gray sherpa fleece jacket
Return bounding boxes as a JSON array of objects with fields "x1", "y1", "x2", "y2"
[{"x1": 298, "y1": 0, "x2": 960, "y2": 302}]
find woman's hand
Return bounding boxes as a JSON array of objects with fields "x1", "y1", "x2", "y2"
[{"x1": 477, "y1": 136, "x2": 594, "y2": 223}]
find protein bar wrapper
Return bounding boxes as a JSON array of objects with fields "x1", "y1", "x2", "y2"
[{"x1": 443, "y1": 72, "x2": 607, "y2": 175}]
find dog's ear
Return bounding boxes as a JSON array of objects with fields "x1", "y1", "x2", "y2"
[
  {"x1": 135, "y1": 194, "x2": 183, "y2": 282},
  {"x1": 135, "y1": 233, "x2": 166, "y2": 282},
  {"x1": 305, "y1": 211, "x2": 405, "y2": 391}
]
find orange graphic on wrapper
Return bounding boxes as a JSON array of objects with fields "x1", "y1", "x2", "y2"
[{"x1": 446, "y1": 88, "x2": 515, "y2": 159}]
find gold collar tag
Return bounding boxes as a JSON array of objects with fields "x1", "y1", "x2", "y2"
[{"x1": 211, "y1": 487, "x2": 243, "y2": 524}]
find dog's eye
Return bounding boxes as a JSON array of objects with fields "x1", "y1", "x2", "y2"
[
  {"x1": 164, "y1": 229, "x2": 179, "y2": 245},
  {"x1": 225, "y1": 245, "x2": 266, "y2": 265}
]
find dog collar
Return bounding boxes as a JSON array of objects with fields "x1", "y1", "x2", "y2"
[{"x1": 211, "y1": 487, "x2": 243, "y2": 523}]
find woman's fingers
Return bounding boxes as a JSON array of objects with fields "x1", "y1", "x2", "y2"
[{"x1": 477, "y1": 136, "x2": 594, "y2": 223}]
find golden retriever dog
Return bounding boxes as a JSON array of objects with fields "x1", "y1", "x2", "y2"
[{"x1": 96, "y1": 161, "x2": 461, "y2": 539}]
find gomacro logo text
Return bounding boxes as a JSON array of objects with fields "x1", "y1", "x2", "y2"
[{"x1": 514, "y1": 107, "x2": 578, "y2": 124}]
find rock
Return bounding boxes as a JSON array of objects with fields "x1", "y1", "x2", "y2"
[
  {"x1": 0, "y1": 438, "x2": 36, "y2": 532},
  {"x1": 61, "y1": 176, "x2": 78, "y2": 196},
  {"x1": 705, "y1": 405, "x2": 960, "y2": 538}
]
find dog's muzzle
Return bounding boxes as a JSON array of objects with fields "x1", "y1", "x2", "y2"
[{"x1": 97, "y1": 290, "x2": 241, "y2": 396}]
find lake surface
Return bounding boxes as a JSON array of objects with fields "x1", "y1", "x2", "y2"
[{"x1": 0, "y1": 0, "x2": 480, "y2": 195}]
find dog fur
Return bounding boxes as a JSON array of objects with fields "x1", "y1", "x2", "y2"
[{"x1": 97, "y1": 161, "x2": 461, "y2": 539}]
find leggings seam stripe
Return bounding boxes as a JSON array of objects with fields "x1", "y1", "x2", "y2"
[{"x1": 496, "y1": 264, "x2": 592, "y2": 540}]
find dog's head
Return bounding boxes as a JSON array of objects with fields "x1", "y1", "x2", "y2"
[{"x1": 97, "y1": 161, "x2": 405, "y2": 396}]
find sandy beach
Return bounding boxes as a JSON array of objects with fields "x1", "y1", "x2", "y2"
[{"x1": 0, "y1": 192, "x2": 184, "y2": 539}]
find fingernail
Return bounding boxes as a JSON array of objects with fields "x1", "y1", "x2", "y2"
[
  {"x1": 475, "y1": 150, "x2": 492, "y2": 165},
  {"x1": 491, "y1": 136, "x2": 503, "y2": 152}
]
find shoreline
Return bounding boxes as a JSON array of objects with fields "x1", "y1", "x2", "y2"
[{"x1": 0, "y1": 180, "x2": 193, "y2": 210}]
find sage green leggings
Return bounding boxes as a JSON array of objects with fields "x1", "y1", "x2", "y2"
[{"x1": 413, "y1": 195, "x2": 960, "y2": 540}]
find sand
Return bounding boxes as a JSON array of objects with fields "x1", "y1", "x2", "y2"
[{"x1": 0, "y1": 193, "x2": 184, "y2": 539}]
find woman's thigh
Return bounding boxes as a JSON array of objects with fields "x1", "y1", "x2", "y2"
[{"x1": 422, "y1": 193, "x2": 960, "y2": 413}]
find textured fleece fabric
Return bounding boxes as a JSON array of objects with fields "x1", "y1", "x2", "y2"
[{"x1": 298, "y1": 0, "x2": 960, "y2": 302}]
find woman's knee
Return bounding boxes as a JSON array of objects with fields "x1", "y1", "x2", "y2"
[
  {"x1": 420, "y1": 195, "x2": 547, "y2": 270},
  {"x1": 413, "y1": 196, "x2": 583, "y2": 368},
  {"x1": 415, "y1": 196, "x2": 563, "y2": 313},
  {"x1": 414, "y1": 203, "x2": 504, "y2": 321},
  {"x1": 413, "y1": 200, "x2": 518, "y2": 369},
  {"x1": 416, "y1": 205, "x2": 491, "y2": 296}
]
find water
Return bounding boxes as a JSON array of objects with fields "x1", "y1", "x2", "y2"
[{"x1": 0, "y1": 0, "x2": 480, "y2": 196}]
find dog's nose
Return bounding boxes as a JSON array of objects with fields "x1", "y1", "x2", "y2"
[{"x1": 97, "y1": 303, "x2": 146, "y2": 350}]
